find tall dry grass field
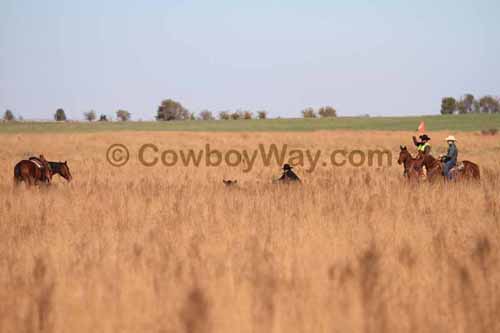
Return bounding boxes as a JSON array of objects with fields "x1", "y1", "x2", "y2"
[{"x1": 1, "y1": 130, "x2": 499, "y2": 333}]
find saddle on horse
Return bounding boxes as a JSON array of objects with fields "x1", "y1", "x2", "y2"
[
  {"x1": 439, "y1": 157, "x2": 464, "y2": 172},
  {"x1": 29, "y1": 156, "x2": 51, "y2": 182}
]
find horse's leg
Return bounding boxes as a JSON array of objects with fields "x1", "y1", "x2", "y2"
[
  {"x1": 19, "y1": 167, "x2": 31, "y2": 187},
  {"x1": 410, "y1": 172, "x2": 419, "y2": 183},
  {"x1": 426, "y1": 168, "x2": 435, "y2": 182},
  {"x1": 430, "y1": 166, "x2": 443, "y2": 182},
  {"x1": 34, "y1": 168, "x2": 42, "y2": 186},
  {"x1": 439, "y1": 165, "x2": 447, "y2": 182}
]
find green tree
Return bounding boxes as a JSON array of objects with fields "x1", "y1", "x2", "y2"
[
  {"x1": 218, "y1": 111, "x2": 230, "y2": 120},
  {"x1": 456, "y1": 100, "x2": 467, "y2": 114},
  {"x1": 54, "y1": 108, "x2": 67, "y2": 121},
  {"x1": 257, "y1": 110, "x2": 267, "y2": 119},
  {"x1": 479, "y1": 96, "x2": 500, "y2": 113},
  {"x1": 242, "y1": 111, "x2": 253, "y2": 120},
  {"x1": 156, "y1": 99, "x2": 189, "y2": 121},
  {"x1": 440, "y1": 97, "x2": 457, "y2": 115},
  {"x1": 457, "y1": 94, "x2": 476, "y2": 114},
  {"x1": 302, "y1": 107, "x2": 317, "y2": 118},
  {"x1": 198, "y1": 110, "x2": 214, "y2": 120},
  {"x1": 472, "y1": 100, "x2": 481, "y2": 113},
  {"x1": 84, "y1": 110, "x2": 96, "y2": 122},
  {"x1": 116, "y1": 110, "x2": 131, "y2": 121},
  {"x1": 3, "y1": 109, "x2": 15, "y2": 121},
  {"x1": 230, "y1": 111, "x2": 242, "y2": 120},
  {"x1": 99, "y1": 114, "x2": 108, "y2": 121},
  {"x1": 463, "y1": 94, "x2": 475, "y2": 113},
  {"x1": 318, "y1": 106, "x2": 337, "y2": 118}
]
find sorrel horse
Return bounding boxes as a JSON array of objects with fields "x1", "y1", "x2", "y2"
[
  {"x1": 422, "y1": 154, "x2": 480, "y2": 182},
  {"x1": 397, "y1": 145, "x2": 423, "y2": 181},
  {"x1": 13, "y1": 159, "x2": 48, "y2": 186}
]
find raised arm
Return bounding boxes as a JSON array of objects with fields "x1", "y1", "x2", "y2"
[{"x1": 412, "y1": 136, "x2": 421, "y2": 147}]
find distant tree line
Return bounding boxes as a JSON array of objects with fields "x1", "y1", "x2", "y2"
[
  {"x1": 155, "y1": 98, "x2": 268, "y2": 121},
  {"x1": 155, "y1": 100, "x2": 338, "y2": 121},
  {"x1": 1, "y1": 108, "x2": 134, "y2": 122},
  {"x1": 6, "y1": 94, "x2": 500, "y2": 122},
  {"x1": 301, "y1": 106, "x2": 337, "y2": 118},
  {"x1": 441, "y1": 94, "x2": 500, "y2": 115},
  {"x1": 82, "y1": 109, "x2": 132, "y2": 122},
  {"x1": 3, "y1": 99, "x2": 339, "y2": 122},
  {"x1": 54, "y1": 108, "x2": 131, "y2": 122}
]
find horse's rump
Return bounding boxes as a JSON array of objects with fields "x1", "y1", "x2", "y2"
[
  {"x1": 462, "y1": 160, "x2": 480, "y2": 180},
  {"x1": 13, "y1": 159, "x2": 45, "y2": 185},
  {"x1": 450, "y1": 160, "x2": 480, "y2": 181}
]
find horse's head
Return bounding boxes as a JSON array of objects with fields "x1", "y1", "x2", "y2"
[
  {"x1": 51, "y1": 161, "x2": 72, "y2": 182},
  {"x1": 60, "y1": 161, "x2": 72, "y2": 181},
  {"x1": 398, "y1": 145, "x2": 410, "y2": 165}
]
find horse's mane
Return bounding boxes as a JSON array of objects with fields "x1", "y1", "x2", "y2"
[
  {"x1": 48, "y1": 161, "x2": 63, "y2": 173},
  {"x1": 423, "y1": 154, "x2": 440, "y2": 168},
  {"x1": 423, "y1": 154, "x2": 435, "y2": 162}
]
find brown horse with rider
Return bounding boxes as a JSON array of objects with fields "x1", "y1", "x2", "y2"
[{"x1": 421, "y1": 154, "x2": 480, "y2": 182}]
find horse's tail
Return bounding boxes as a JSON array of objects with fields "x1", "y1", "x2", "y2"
[{"x1": 14, "y1": 163, "x2": 21, "y2": 185}]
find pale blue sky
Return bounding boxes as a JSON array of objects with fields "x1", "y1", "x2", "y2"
[{"x1": 1, "y1": 0, "x2": 499, "y2": 120}]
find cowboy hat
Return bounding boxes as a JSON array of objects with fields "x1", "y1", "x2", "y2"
[
  {"x1": 445, "y1": 135, "x2": 456, "y2": 142},
  {"x1": 419, "y1": 134, "x2": 431, "y2": 141},
  {"x1": 282, "y1": 163, "x2": 293, "y2": 170}
]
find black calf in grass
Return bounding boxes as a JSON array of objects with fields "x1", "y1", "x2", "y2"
[{"x1": 223, "y1": 179, "x2": 238, "y2": 186}]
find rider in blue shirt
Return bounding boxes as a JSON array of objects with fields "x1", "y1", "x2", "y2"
[{"x1": 442, "y1": 136, "x2": 458, "y2": 180}]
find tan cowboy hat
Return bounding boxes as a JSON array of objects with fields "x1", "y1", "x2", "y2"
[{"x1": 445, "y1": 135, "x2": 456, "y2": 142}]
